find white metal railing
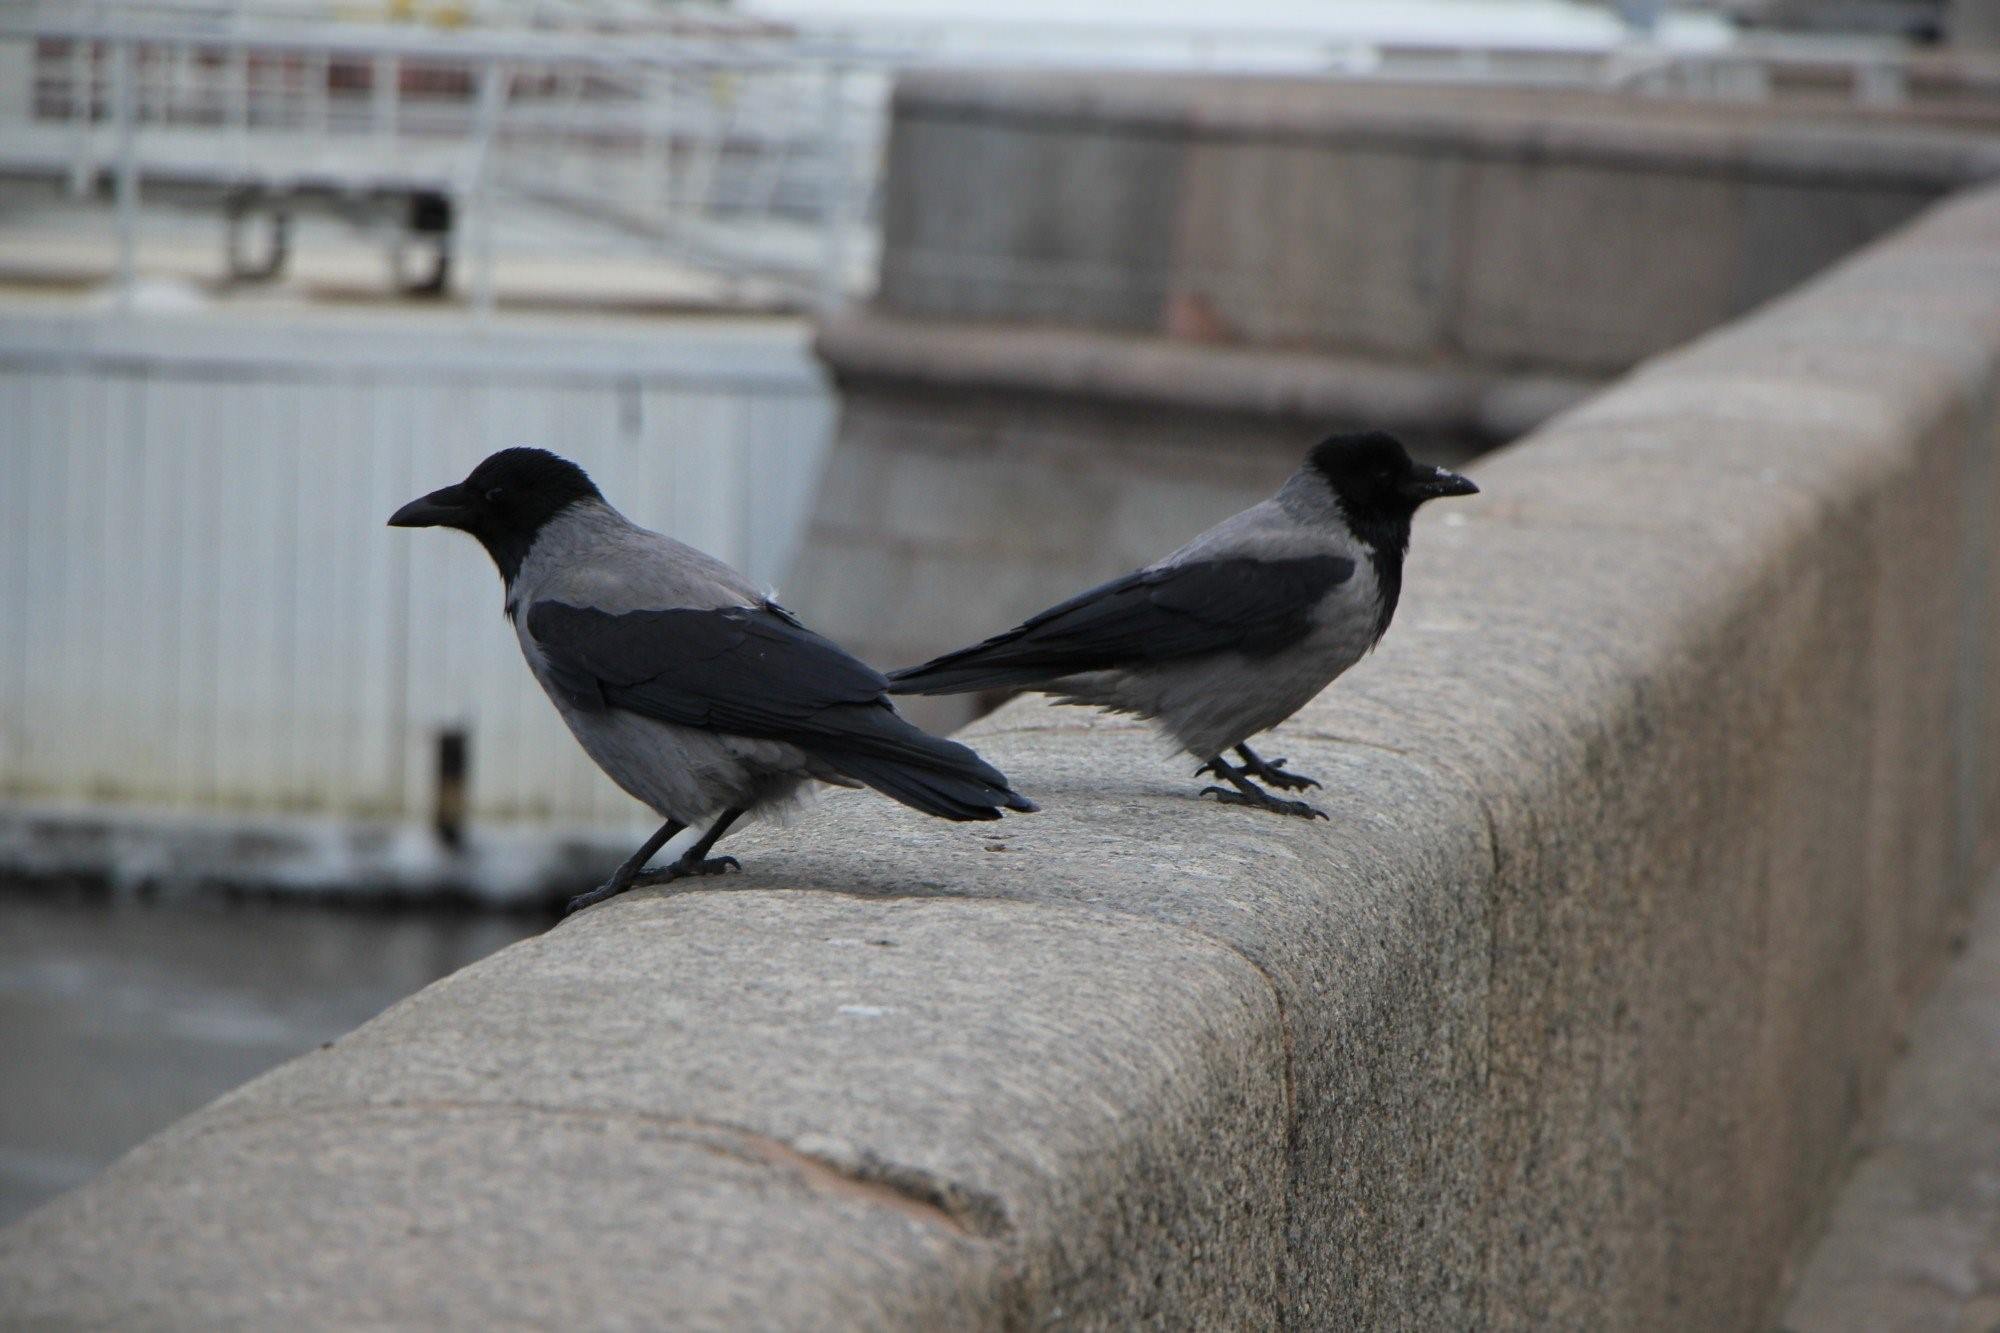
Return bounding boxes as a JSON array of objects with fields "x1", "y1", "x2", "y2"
[
  {"x1": 0, "y1": 5, "x2": 893, "y2": 311},
  {"x1": 1601, "y1": 31, "x2": 1920, "y2": 102}
]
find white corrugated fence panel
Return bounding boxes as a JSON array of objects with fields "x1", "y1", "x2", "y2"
[{"x1": 0, "y1": 311, "x2": 834, "y2": 830}]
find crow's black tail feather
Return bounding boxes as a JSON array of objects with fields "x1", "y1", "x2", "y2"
[
  {"x1": 886, "y1": 661, "x2": 1067, "y2": 697},
  {"x1": 818, "y1": 751, "x2": 1030, "y2": 821},
  {"x1": 885, "y1": 637, "x2": 1072, "y2": 698},
  {"x1": 804, "y1": 705, "x2": 1037, "y2": 821}
]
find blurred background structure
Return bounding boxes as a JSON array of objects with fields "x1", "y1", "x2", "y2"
[
  {"x1": 11, "y1": 0, "x2": 2000, "y2": 881},
  {"x1": 3, "y1": 0, "x2": 2000, "y2": 1289}
]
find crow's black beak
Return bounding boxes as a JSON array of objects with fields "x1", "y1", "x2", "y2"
[
  {"x1": 1405, "y1": 466, "x2": 1479, "y2": 501},
  {"x1": 388, "y1": 484, "x2": 472, "y2": 529}
]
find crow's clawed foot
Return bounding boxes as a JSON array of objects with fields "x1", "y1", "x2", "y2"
[
  {"x1": 1199, "y1": 785, "x2": 1328, "y2": 820},
  {"x1": 565, "y1": 878, "x2": 629, "y2": 915},
  {"x1": 565, "y1": 855, "x2": 741, "y2": 915},
  {"x1": 1234, "y1": 745, "x2": 1321, "y2": 791},
  {"x1": 1242, "y1": 755, "x2": 1319, "y2": 791},
  {"x1": 631, "y1": 855, "x2": 741, "y2": 889}
]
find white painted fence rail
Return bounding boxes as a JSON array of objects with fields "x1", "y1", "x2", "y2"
[
  {"x1": 0, "y1": 7, "x2": 894, "y2": 310},
  {"x1": 0, "y1": 310, "x2": 833, "y2": 833}
]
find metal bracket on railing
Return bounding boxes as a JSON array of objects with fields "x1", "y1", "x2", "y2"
[
  {"x1": 223, "y1": 189, "x2": 290, "y2": 282},
  {"x1": 391, "y1": 190, "x2": 453, "y2": 297},
  {"x1": 816, "y1": 62, "x2": 849, "y2": 315},
  {"x1": 465, "y1": 59, "x2": 508, "y2": 319},
  {"x1": 110, "y1": 35, "x2": 137, "y2": 314}
]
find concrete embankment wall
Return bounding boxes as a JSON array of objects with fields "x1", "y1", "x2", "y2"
[
  {"x1": 4, "y1": 187, "x2": 2000, "y2": 1328},
  {"x1": 875, "y1": 71, "x2": 2000, "y2": 374}
]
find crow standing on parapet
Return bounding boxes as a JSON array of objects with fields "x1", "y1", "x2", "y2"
[
  {"x1": 888, "y1": 432, "x2": 1478, "y2": 819},
  {"x1": 390, "y1": 448, "x2": 1036, "y2": 914}
]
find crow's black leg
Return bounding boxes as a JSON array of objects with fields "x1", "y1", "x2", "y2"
[
  {"x1": 628, "y1": 806, "x2": 746, "y2": 889},
  {"x1": 566, "y1": 817, "x2": 685, "y2": 915},
  {"x1": 1235, "y1": 743, "x2": 1320, "y2": 792},
  {"x1": 1197, "y1": 756, "x2": 1327, "y2": 820}
]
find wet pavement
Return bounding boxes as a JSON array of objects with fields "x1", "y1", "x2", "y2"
[{"x1": 0, "y1": 888, "x2": 547, "y2": 1227}]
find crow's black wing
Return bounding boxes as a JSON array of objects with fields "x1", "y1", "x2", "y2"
[
  {"x1": 1030, "y1": 555, "x2": 1356, "y2": 660},
  {"x1": 526, "y1": 600, "x2": 888, "y2": 738},
  {"x1": 527, "y1": 599, "x2": 1036, "y2": 820},
  {"x1": 887, "y1": 555, "x2": 1354, "y2": 695}
]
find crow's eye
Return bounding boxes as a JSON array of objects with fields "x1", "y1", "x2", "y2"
[{"x1": 485, "y1": 487, "x2": 506, "y2": 504}]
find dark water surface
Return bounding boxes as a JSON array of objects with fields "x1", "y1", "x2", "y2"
[{"x1": 0, "y1": 890, "x2": 546, "y2": 1226}]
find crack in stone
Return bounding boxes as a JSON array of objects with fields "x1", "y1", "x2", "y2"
[
  {"x1": 188, "y1": 1097, "x2": 1013, "y2": 1240},
  {"x1": 623, "y1": 875, "x2": 1303, "y2": 1309},
  {"x1": 1281, "y1": 731, "x2": 1421, "y2": 757},
  {"x1": 561, "y1": 786, "x2": 1505, "y2": 1325}
]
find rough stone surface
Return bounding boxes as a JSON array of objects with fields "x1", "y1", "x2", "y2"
[
  {"x1": 736, "y1": 708, "x2": 1496, "y2": 1327},
  {"x1": 1781, "y1": 874, "x2": 2000, "y2": 1333},
  {"x1": 1955, "y1": 0, "x2": 2000, "y2": 47},
  {"x1": 0, "y1": 893, "x2": 1290, "y2": 1329},
  {"x1": 5, "y1": 184, "x2": 2000, "y2": 1333},
  {"x1": 2, "y1": 1111, "x2": 1009, "y2": 1330}
]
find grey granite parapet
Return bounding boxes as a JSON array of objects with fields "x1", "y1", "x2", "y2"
[{"x1": 5, "y1": 185, "x2": 2000, "y2": 1330}]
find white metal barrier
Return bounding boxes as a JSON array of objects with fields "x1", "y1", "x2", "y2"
[
  {"x1": 0, "y1": 5, "x2": 891, "y2": 311},
  {"x1": 0, "y1": 312, "x2": 835, "y2": 829}
]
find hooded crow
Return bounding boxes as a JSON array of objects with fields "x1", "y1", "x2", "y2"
[
  {"x1": 888, "y1": 431, "x2": 1477, "y2": 818},
  {"x1": 390, "y1": 448, "x2": 1036, "y2": 913}
]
